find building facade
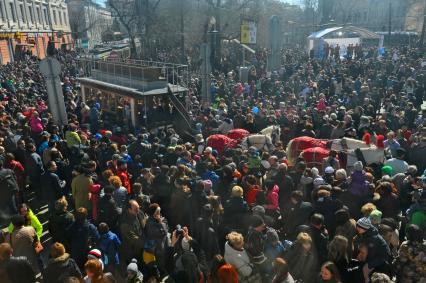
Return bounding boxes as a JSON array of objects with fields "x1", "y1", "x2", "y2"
[
  {"x1": 0, "y1": 0, "x2": 72, "y2": 64},
  {"x1": 67, "y1": 0, "x2": 113, "y2": 50},
  {"x1": 319, "y1": 0, "x2": 408, "y2": 32}
]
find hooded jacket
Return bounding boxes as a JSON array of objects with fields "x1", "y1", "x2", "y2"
[
  {"x1": 354, "y1": 227, "x2": 390, "y2": 268},
  {"x1": 349, "y1": 171, "x2": 370, "y2": 196},
  {"x1": 42, "y1": 253, "x2": 82, "y2": 283},
  {"x1": 8, "y1": 209, "x2": 42, "y2": 241}
]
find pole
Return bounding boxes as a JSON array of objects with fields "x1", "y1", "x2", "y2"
[
  {"x1": 388, "y1": 0, "x2": 392, "y2": 36},
  {"x1": 420, "y1": 3, "x2": 426, "y2": 48},
  {"x1": 180, "y1": 0, "x2": 185, "y2": 63},
  {"x1": 242, "y1": 47, "x2": 245, "y2": 67}
]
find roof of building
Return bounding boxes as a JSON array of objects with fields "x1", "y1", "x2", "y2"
[{"x1": 78, "y1": 78, "x2": 187, "y2": 99}]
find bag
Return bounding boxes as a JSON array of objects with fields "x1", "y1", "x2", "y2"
[
  {"x1": 0, "y1": 169, "x2": 19, "y2": 195},
  {"x1": 34, "y1": 241, "x2": 44, "y2": 254}
]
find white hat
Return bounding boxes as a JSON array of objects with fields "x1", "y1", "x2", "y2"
[
  {"x1": 324, "y1": 166, "x2": 335, "y2": 174},
  {"x1": 313, "y1": 177, "x2": 325, "y2": 188},
  {"x1": 261, "y1": 160, "x2": 271, "y2": 169}
]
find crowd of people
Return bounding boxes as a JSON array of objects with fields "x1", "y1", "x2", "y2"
[{"x1": 0, "y1": 42, "x2": 424, "y2": 283}]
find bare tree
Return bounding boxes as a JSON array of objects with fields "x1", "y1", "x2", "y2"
[
  {"x1": 68, "y1": 0, "x2": 100, "y2": 44},
  {"x1": 108, "y1": 0, "x2": 139, "y2": 58}
]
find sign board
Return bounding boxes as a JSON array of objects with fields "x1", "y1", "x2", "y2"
[{"x1": 241, "y1": 20, "x2": 257, "y2": 45}]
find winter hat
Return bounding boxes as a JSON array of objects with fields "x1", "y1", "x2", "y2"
[
  {"x1": 266, "y1": 229, "x2": 279, "y2": 243},
  {"x1": 324, "y1": 166, "x2": 335, "y2": 174},
  {"x1": 195, "y1": 134, "x2": 204, "y2": 143},
  {"x1": 369, "y1": 209, "x2": 382, "y2": 224},
  {"x1": 381, "y1": 165, "x2": 393, "y2": 176},
  {"x1": 313, "y1": 177, "x2": 325, "y2": 188},
  {"x1": 88, "y1": 249, "x2": 104, "y2": 270},
  {"x1": 335, "y1": 169, "x2": 347, "y2": 180},
  {"x1": 127, "y1": 258, "x2": 139, "y2": 274},
  {"x1": 251, "y1": 215, "x2": 265, "y2": 228},
  {"x1": 202, "y1": 179, "x2": 213, "y2": 192},
  {"x1": 356, "y1": 217, "x2": 372, "y2": 230},
  {"x1": 204, "y1": 146, "x2": 213, "y2": 153},
  {"x1": 88, "y1": 249, "x2": 101, "y2": 260},
  {"x1": 252, "y1": 205, "x2": 266, "y2": 216},
  {"x1": 261, "y1": 160, "x2": 271, "y2": 169},
  {"x1": 353, "y1": 161, "x2": 363, "y2": 171}
]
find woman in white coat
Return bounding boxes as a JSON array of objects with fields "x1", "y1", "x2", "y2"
[{"x1": 224, "y1": 232, "x2": 254, "y2": 282}]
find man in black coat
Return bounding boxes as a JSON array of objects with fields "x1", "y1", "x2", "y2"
[
  {"x1": 97, "y1": 185, "x2": 120, "y2": 232},
  {"x1": 41, "y1": 161, "x2": 66, "y2": 213},
  {"x1": 281, "y1": 190, "x2": 313, "y2": 240},
  {"x1": 42, "y1": 242, "x2": 82, "y2": 283},
  {"x1": 308, "y1": 213, "x2": 329, "y2": 265},
  {"x1": 0, "y1": 242, "x2": 35, "y2": 283},
  {"x1": 24, "y1": 143, "x2": 44, "y2": 199}
]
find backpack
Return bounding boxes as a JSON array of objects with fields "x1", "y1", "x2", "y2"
[{"x1": 0, "y1": 169, "x2": 19, "y2": 197}]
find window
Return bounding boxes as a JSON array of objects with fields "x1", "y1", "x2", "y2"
[
  {"x1": 0, "y1": 2, "x2": 4, "y2": 19},
  {"x1": 19, "y1": 4, "x2": 24, "y2": 22},
  {"x1": 28, "y1": 7, "x2": 34, "y2": 23},
  {"x1": 9, "y1": 3, "x2": 16, "y2": 22},
  {"x1": 58, "y1": 10, "x2": 62, "y2": 25},
  {"x1": 36, "y1": 7, "x2": 40, "y2": 23},
  {"x1": 43, "y1": 8, "x2": 48, "y2": 24},
  {"x1": 53, "y1": 10, "x2": 57, "y2": 25},
  {"x1": 0, "y1": 2, "x2": 4, "y2": 20}
]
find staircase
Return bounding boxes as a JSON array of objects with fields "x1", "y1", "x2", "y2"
[{"x1": 167, "y1": 86, "x2": 196, "y2": 138}]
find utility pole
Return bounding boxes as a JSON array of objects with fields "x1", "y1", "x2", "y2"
[
  {"x1": 180, "y1": 0, "x2": 185, "y2": 63},
  {"x1": 420, "y1": 2, "x2": 426, "y2": 49},
  {"x1": 388, "y1": 0, "x2": 392, "y2": 36}
]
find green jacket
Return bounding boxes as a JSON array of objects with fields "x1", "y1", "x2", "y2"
[
  {"x1": 65, "y1": 130, "x2": 81, "y2": 148},
  {"x1": 8, "y1": 209, "x2": 43, "y2": 240}
]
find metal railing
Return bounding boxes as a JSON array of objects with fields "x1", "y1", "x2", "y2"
[{"x1": 78, "y1": 58, "x2": 189, "y2": 93}]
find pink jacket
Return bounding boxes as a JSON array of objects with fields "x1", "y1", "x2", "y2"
[
  {"x1": 265, "y1": 185, "x2": 280, "y2": 211},
  {"x1": 29, "y1": 117, "x2": 44, "y2": 134}
]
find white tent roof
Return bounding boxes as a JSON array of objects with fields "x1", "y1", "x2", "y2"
[{"x1": 308, "y1": 26, "x2": 380, "y2": 39}]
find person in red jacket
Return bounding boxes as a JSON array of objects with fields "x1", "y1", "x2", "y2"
[
  {"x1": 4, "y1": 152, "x2": 25, "y2": 205},
  {"x1": 244, "y1": 175, "x2": 263, "y2": 206},
  {"x1": 116, "y1": 159, "x2": 131, "y2": 193}
]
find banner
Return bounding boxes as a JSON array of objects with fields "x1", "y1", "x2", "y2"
[{"x1": 241, "y1": 20, "x2": 257, "y2": 44}]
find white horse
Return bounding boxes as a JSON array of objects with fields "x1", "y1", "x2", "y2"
[
  {"x1": 260, "y1": 125, "x2": 281, "y2": 142},
  {"x1": 241, "y1": 134, "x2": 275, "y2": 152},
  {"x1": 330, "y1": 137, "x2": 372, "y2": 151},
  {"x1": 346, "y1": 147, "x2": 385, "y2": 171}
]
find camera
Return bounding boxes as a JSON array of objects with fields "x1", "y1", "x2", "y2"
[{"x1": 175, "y1": 225, "x2": 183, "y2": 237}]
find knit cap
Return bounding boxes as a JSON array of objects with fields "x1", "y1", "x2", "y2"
[
  {"x1": 127, "y1": 258, "x2": 140, "y2": 274},
  {"x1": 356, "y1": 217, "x2": 372, "y2": 230},
  {"x1": 353, "y1": 161, "x2": 363, "y2": 171},
  {"x1": 369, "y1": 209, "x2": 382, "y2": 224},
  {"x1": 381, "y1": 165, "x2": 393, "y2": 176}
]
